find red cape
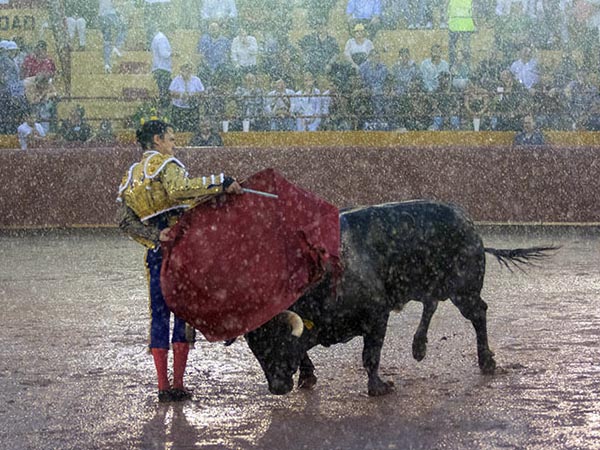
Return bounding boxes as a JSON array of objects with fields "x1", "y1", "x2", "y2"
[{"x1": 160, "y1": 169, "x2": 340, "y2": 341}]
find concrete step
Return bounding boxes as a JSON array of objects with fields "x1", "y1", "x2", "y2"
[
  {"x1": 70, "y1": 73, "x2": 157, "y2": 97},
  {"x1": 57, "y1": 98, "x2": 141, "y2": 121}
]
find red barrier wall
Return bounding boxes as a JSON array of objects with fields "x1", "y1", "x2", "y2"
[{"x1": 1, "y1": 145, "x2": 598, "y2": 228}]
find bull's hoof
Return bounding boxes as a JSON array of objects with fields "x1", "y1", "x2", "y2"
[
  {"x1": 298, "y1": 372, "x2": 317, "y2": 390},
  {"x1": 480, "y1": 359, "x2": 496, "y2": 375},
  {"x1": 412, "y1": 336, "x2": 427, "y2": 361},
  {"x1": 479, "y1": 350, "x2": 497, "y2": 375},
  {"x1": 368, "y1": 379, "x2": 395, "y2": 397}
]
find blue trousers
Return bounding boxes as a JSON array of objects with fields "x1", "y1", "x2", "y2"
[{"x1": 145, "y1": 247, "x2": 187, "y2": 349}]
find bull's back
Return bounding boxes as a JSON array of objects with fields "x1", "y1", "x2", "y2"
[{"x1": 340, "y1": 200, "x2": 485, "y2": 303}]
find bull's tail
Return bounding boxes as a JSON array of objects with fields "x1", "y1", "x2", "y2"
[{"x1": 484, "y1": 246, "x2": 559, "y2": 271}]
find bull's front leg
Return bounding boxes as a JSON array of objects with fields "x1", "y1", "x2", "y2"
[
  {"x1": 363, "y1": 314, "x2": 394, "y2": 396},
  {"x1": 298, "y1": 352, "x2": 317, "y2": 389}
]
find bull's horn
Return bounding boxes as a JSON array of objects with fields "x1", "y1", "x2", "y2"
[{"x1": 280, "y1": 310, "x2": 304, "y2": 337}]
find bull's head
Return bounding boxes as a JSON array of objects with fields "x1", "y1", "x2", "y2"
[{"x1": 244, "y1": 310, "x2": 304, "y2": 395}]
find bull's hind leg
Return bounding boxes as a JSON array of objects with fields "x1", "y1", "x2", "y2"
[
  {"x1": 298, "y1": 352, "x2": 317, "y2": 389},
  {"x1": 450, "y1": 292, "x2": 496, "y2": 374},
  {"x1": 412, "y1": 300, "x2": 438, "y2": 361}
]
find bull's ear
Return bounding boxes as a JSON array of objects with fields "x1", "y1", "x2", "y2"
[{"x1": 280, "y1": 310, "x2": 304, "y2": 337}]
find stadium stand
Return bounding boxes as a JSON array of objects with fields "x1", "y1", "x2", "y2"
[{"x1": 1, "y1": 0, "x2": 599, "y2": 148}]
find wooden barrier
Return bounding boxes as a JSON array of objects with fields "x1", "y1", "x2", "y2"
[{"x1": 1, "y1": 144, "x2": 599, "y2": 228}]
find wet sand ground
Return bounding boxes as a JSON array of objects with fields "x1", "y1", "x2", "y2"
[{"x1": 0, "y1": 228, "x2": 599, "y2": 450}]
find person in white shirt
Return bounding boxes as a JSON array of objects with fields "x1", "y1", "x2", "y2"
[
  {"x1": 420, "y1": 44, "x2": 450, "y2": 92},
  {"x1": 230, "y1": 28, "x2": 258, "y2": 75},
  {"x1": 17, "y1": 113, "x2": 46, "y2": 150},
  {"x1": 151, "y1": 30, "x2": 172, "y2": 110},
  {"x1": 344, "y1": 23, "x2": 374, "y2": 72},
  {"x1": 265, "y1": 78, "x2": 296, "y2": 131},
  {"x1": 169, "y1": 63, "x2": 205, "y2": 131},
  {"x1": 292, "y1": 72, "x2": 322, "y2": 131},
  {"x1": 509, "y1": 46, "x2": 539, "y2": 90}
]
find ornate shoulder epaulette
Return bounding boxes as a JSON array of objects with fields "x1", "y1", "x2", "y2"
[
  {"x1": 116, "y1": 162, "x2": 140, "y2": 201},
  {"x1": 144, "y1": 152, "x2": 186, "y2": 180}
]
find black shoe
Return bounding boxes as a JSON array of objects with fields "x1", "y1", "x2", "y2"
[
  {"x1": 169, "y1": 388, "x2": 192, "y2": 401},
  {"x1": 158, "y1": 390, "x2": 174, "y2": 403}
]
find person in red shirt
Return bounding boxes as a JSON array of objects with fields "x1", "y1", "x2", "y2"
[{"x1": 21, "y1": 40, "x2": 56, "y2": 79}]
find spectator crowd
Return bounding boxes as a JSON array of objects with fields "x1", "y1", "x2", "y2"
[{"x1": 1, "y1": 0, "x2": 600, "y2": 146}]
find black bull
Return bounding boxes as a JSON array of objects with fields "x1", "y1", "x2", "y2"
[{"x1": 244, "y1": 201, "x2": 555, "y2": 396}]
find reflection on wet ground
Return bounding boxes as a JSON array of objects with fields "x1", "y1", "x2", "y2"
[{"x1": 0, "y1": 228, "x2": 599, "y2": 449}]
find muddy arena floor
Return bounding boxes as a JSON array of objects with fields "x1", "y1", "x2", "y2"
[{"x1": 0, "y1": 227, "x2": 599, "y2": 450}]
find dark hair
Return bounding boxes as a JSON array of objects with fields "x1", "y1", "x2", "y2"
[{"x1": 136, "y1": 119, "x2": 172, "y2": 150}]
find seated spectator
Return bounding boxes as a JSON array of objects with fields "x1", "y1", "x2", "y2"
[
  {"x1": 420, "y1": 44, "x2": 450, "y2": 92},
  {"x1": 234, "y1": 72, "x2": 267, "y2": 131},
  {"x1": 319, "y1": 77, "x2": 352, "y2": 131},
  {"x1": 297, "y1": 19, "x2": 340, "y2": 77},
  {"x1": 169, "y1": 62, "x2": 205, "y2": 132},
  {"x1": 450, "y1": 49, "x2": 471, "y2": 91},
  {"x1": 197, "y1": 22, "x2": 232, "y2": 85},
  {"x1": 90, "y1": 119, "x2": 117, "y2": 145},
  {"x1": 291, "y1": 72, "x2": 322, "y2": 131},
  {"x1": 348, "y1": 73, "x2": 373, "y2": 130},
  {"x1": 389, "y1": 47, "x2": 420, "y2": 129},
  {"x1": 513, "y1": 115, "x2": 545, "y2": 145},
  {"x1": 21, "y1": 41, "x2": 56, "y2": 79},
  {"x1": 198, "y1": 69, "x2": 237, "y2": 126},
  {"x1": 57, "y1": 105, "x2": 92, "y2": 143},
  {"x1": 344, "y1": 24, "x2": 374, "y2": 72},
  {"x1": 23, "y1": 72, "x2": 59, "y2": 133},
  {"x1": 430, "y1": 71, "x2": 461, "y2": 130},
  {"x1": 510, "y1": 46, "x2": 539, "y2": 90},
  {"x1": 464, "y1": 81, "x2": 490, "y2": 130},
  {"x1": 473, "y1": 47, "x2": 506, "y2": 91},
  {"x1": 265, "y1": 78, "x2": 296, "y2": 131},
  {"x1": 10, "y1": 36, "x2": 29, "y2": 78},
  {"x1": 230, "y1": 27, "x2": 258, "y2": 78},
  {"x1": 64, "y1": 0, "x2": 87, "y2": 51},
  {"x1": 0, "y1": 40, "x2": 26, "y2": 134},
  {"x1": 261, "y1": 32, "x2": 301, "y2": 87},
  {"x1": 327, "y1": 53, "x2": 356, "y2": 96},
  {"x1": 189, "y1": 117, "x2": 224, "y2": 146},
  {"x1": 200, "y1": 0, "x2": 238, "y2": 36},
  {"x1": 391, "y1": 48, "x2": 420, "y2": 96},
  {"x1": 358, "y1": 49, "x2": 389, "y2": 129},
  {"x1": 490, "y1": 69, "x2": 529, "y2": 131},
  {"x1": 532, "y1": 73, "x2": 567, "y2": 130},
  {"x1": 346, "y1": 0, "x2": 382, "y2": 38},
  {"x1": 564, "y1": 70, "x2": 599, "y2": 130},
  {"x1": 17, "y1": 112, "x2": 46, "y2": 150},
  {"x1": 406, "y1": 78, "x2": 433, "y2": 130}
]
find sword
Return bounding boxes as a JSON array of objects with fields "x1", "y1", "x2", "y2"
[{"x1": 242, "y1": 188, "x2": 279, "y2": 199}]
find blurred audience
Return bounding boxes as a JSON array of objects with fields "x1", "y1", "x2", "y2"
[
  {"x1": 189, "y1": 117, "x2": 224, "y2": 146},
  {"x1": 513, "y1": 114, "x2": 545, "y2": 145},
  {"x1": 57, "y1": 105, "x2": 92, "y2": 142},
  {"x1": 169, "y1": 62, "x2": 205, "y2": 132},
  {"x1": 17, "y1": 111, "x2": 46, "y2": 150}
]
